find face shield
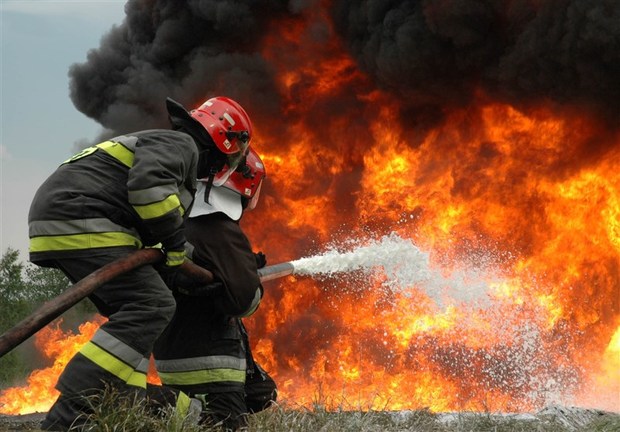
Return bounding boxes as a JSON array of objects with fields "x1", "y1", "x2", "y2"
[
  {"x1": 212, "y1": 131, "x2": 250, "y2": 186},
  {"x1": 246, "y1": 180, "x2": 263, "y2": 211}
]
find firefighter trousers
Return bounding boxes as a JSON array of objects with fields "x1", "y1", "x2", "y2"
[
  {"x1": 153, "y1": 313, "x2": 277, "y2": 431},
  {"x1": 41, "y1": 249, "x2": 176, "y2": 431}
]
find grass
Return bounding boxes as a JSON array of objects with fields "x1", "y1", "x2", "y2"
[
  {"x1": 249, "y1": 404, "x2": 620, "y2": 431},
  {"x1": 1, "y1": 389, "x2": 619, "y2": 431}
]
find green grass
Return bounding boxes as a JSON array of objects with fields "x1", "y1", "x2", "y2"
[{"x1": 1, "y1": 390, "x2": 618, "y2": 432}]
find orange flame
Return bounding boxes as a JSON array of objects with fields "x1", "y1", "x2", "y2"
[
  {"x1": 0, "y1": 318, "x2": 105, "y2": 414},
  {"x1": 0, "y1": 316, "x2": 162, "y2": 415},
  {"x1": 241, "y1": 2, "x2": 620, "y2": 413}
]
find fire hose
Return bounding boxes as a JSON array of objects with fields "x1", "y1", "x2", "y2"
[{"x1": 0, "y1": 250, "x2": 296, "y2": 358}]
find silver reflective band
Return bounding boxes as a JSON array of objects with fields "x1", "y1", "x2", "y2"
[{"x1": 155, "y1": 355, "x2": 246, "y2": 372}]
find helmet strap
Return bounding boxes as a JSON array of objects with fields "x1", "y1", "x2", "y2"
[
  {"x1": 203, "y1": 169, "x2": 216, "y2": 204},
  {"x1": 198, "y1": 148, "x2": 227, "y2": 204}
]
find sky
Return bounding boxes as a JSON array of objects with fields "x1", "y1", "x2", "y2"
[{"x1": 1, "y1": 0, "x2": 127, "y2": 261}]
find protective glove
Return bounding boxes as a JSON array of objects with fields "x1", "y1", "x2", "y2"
[
  {"x1": 254, "y1": 251, "x2": 267, "y2": 269},
  {"x1": 176, "y1": 280, "x2": 225, "y2": 297},
  {"x1": 157, "y1": 265, "x2": 179, "y2": 289},
  {"x1": 156, "y1": 247, "x2": 186, "y2": 288}
]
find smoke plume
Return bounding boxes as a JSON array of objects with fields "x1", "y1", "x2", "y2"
[
  {"x1": 70, "y1": 0, "x2": 620, "y2": 139},
  {"x1": 331, "y1": 0, "x2": 620, "y2": 123}
]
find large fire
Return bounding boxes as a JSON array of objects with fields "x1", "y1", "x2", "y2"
[{"x1": 1, "y1": 0, "x2": 619, "y2": 417}]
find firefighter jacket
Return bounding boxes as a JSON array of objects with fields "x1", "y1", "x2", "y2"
[
  {"x1": 153, "y1": 211, "x2": 262, "y2": 394},
  {"x1": 184, "y1": 211, "x2": 262, "y2": 318},
  {"x1": 28, "y1": 130, "x2": 198, "y2": 264}
]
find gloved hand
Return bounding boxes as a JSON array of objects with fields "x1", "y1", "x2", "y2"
[
  {"x1": 156, "y1": 248, "x2": 186, "y2": 289},
  {"x1": 176, "y1": 280, "x2": 225, "y2": 297},
  {"x1": 157, "y1": 264, "x2": 179, "y2": 289},
  {"x1": 254, "y1": 251, "x2": 267, "y2": 269}
]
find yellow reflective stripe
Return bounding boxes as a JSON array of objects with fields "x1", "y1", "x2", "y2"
[
  {"x1": 80, "y1": 342, "x2": 146, "y2": 389},
  {"x1": 60, "y1": 141, "x2": 135, "y2": 166},
  {"x1": 62, "y1": 146, "x2": 98, "y2": 164},
  {"x1": 158, "y1": 368, "x2": 246, "y2": 386},
  {"x1": 128, "y1": 184, "x2": 180, "y2": 205},
  {"x1": 96, "y1": 141, "x2": 135, "y2": 168},
  {"x1": 133, "y1": 194, "x2": 181, "y2": 220},
  {"x1": 166, "y1": 250, "x2": 185, "y2": 267},
  {"x1": 30, "y1": 232, "x2": 142, "y2": 253},
  {"x1": 126, "y1": 370, "x2": 147, "y2": 388}
]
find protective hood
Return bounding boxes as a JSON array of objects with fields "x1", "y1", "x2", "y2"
[
  {"x1": 166, "y1": 97, "x2": 196, "y2": 129},
  {"x1": 166, "y1": 97, "x2": 213, "y2": 150},
  {"x1": 188, "y1": 181, "x2": 243, "y2": 221}
]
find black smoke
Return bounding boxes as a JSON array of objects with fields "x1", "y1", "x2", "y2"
[
  {"x1": 331, "y1": 0, "x2": 620, "y2": 125},
  {"x1": 69, "y1": 0, "x2": 620, "y2": 139},
  {"x1": 69, "y1": 0, "x2": 294, "y2": 138}
]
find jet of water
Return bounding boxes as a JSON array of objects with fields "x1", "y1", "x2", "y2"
[
  {"x1": 292, "y1": 232, "x2": 432, "y2": 287},
  {"x1": 291, "y1": 232, "x2": 497, "y2": 307}
]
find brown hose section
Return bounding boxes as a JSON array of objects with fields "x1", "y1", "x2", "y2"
[{"x1": 0, "y1": 249, "x2": 213, "y2": 357}]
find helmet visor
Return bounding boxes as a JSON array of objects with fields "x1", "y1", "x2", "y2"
[
  {"x1": 246, "y1": 180, "x2": 263, "y2": 210},
  {"x1": 212, "y1": 163, "x2": 235, "y2": 187},
  {"x1": 212, "y1": 142, "x2": 250, "y2": 187}
]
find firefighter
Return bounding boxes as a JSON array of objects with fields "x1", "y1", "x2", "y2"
[
  {"x1": 151, "y1": 147, "x2": 277, "y2": 431},
  {"x1": 28, "y1": 96, "x2": 253, "y2": 431}
]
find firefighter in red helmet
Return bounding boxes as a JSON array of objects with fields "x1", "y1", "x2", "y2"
[
  {"x1": 151, "y1": 147, "x2": 277, "y2": 430},
  {"x1": 28, "y1": 95, "x2": 252, "y2": 431},
  {"x1": 168, "y1": 96, "x2": 253, "y2": 188}
]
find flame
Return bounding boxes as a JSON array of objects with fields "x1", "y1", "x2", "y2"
[
  {"x1": 243, "y1": 99, "x2": 620, "y2": 411},
  {"x1": 0, "y1": 316, "x2": 162, "y2": 415},
  {"x1": 0, "y1": 317, "x2": 105, "y2": 414},
  {"x1": 241, "y1": 2, "x2": 620, "y2": 413},
  {"x1": 3, "y1": 1, "x2": 620, "y2": 416}
]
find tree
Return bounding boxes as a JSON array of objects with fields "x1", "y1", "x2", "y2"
[
  {"x1": 0, "y1": 248, "x2": 33, "y2": 384},
  {"x1": 0, "y1": 248, "x2": 93, "y2": 386},
  {"x1": 24, "y1": 261, "x2": 72, "y2": 303},
  {"x1": 0, "y1": 248, "x2": 30, "y2": 332}
]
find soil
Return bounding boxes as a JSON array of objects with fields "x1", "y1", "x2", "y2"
[{"x1": 0, "y1": 412, "x2": 45, "y2": 431}]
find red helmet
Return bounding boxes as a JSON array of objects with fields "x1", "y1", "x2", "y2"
[
  {"x1": 190, "y1": 96, "x2": 253, "y2": 186},
  {"x1": 167, "y1": 96, "x2": 253, "y2": 185},
  {"x1": 223, "y1": 147, "x2": 266, "y2": 210},
  {"x1": 191, "y1": 96, "x2": 252, "y2": 155}
]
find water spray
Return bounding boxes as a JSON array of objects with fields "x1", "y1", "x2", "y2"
[
  {"x1": 258, "y1": 233, "x2": 432, "y2": 288},
  {"x1": 259, "y1": 232, "x2": 499, "y2": 309}
]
